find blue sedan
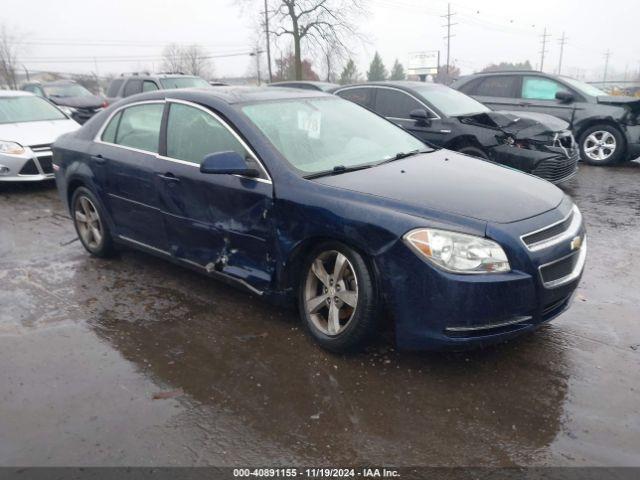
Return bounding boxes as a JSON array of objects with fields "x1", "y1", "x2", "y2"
[{"x1": 53, "y1": 87, "x2": 586, "y2": 352}]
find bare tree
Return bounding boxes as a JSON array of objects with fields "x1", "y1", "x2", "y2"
[
  {"x1": 161, "y1": 43, "x2": 185, "y2": 73},
  {"x1": 254, "y1": 0, "x2": 366, "y2": 81},
  {"x1": 161, "y1": 43, "x2": 212, "y2": 78},
  {"x1": 0, "y1": 26, "x2": 21, "y2": 89}
]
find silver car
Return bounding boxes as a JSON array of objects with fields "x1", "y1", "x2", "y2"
[{"x1": 0, "y1": 90, "x2": 79, "y2": 182}]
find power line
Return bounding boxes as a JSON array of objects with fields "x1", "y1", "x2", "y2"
[
  {"x1": 442, "y1": 2, "x2": 456, "y2": 74},
  {"x1": 557, "y1": 32, "x2": 567, "y2": 74},
  {"x1": 539, "y1": 27, "x2": 551, "y2": 71},
  {"x1": 20, "y1": 51, "x2": 256, "y2": 65}
]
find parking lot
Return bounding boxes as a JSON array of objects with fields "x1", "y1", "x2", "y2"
[{"x1": 0, "y1": 161, "x2": 639, "y2": 466}]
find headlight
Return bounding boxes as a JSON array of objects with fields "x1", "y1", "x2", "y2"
[
  {"x1": 404, "y1": 228, "x2": 510, "y2": 274},
  {"x1": 58, "y1": 106, "x2": 77, "y2": 116},
  {"x1": 0, "y1": 140, "x2": 25, "y2": 155}
]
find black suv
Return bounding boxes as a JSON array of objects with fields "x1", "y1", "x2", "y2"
[
  {"x1": 334, "y1": 81, "x2": 579, "y2": 184},
  {"x1": 452, "y1": 71, "x2": 640, "y2": 165},
  {"x1": 106, "y1": 73, "x2": 210, "y2": 104},
  {"x1": 22, "y1": 80, "x2": 105, "y2": 124}
]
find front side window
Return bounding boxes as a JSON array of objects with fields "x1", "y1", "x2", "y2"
[
  {"x1": 166, "y1": 103, "x2": 247, "y2": 164},
  {"x1": 0, "y1": 95, "x2": 67, "y2": 124},
  {"x1": 241, "y1": 97, "x2": 426, "y2": 175},
  {"x1": 113, "y1": 103, "x2": 163, "y2": 152},
  {"x1": 522, "y1": 76, "x2": 571, "y2": 100},
  {"x1": 375, "y1": 89, "x2": 423, "y2": 118},
  {"x1": 142, "y1": 81, "x2": 159, "y2": 92},
  {"x1": 336, "y1": 88, "x2": 375, "y2": 109},
  {"x1": 474, "y1": 76, "x2": 519, "y2": 98}
]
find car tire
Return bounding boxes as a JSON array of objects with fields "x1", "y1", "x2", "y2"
[
  {"x1": 71, "y1": 186, "x2": 115, "y2": 258},
  {"x1": 298, "y1": 242, "x2": 379, "y2": 352},
  {"x1": 457, "y1": 146, "x2": 489, "y2": 160},
  {"x1": 579, "y1": 124, "x2": 625, "y2": 165}
]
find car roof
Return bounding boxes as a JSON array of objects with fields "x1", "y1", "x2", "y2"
[
  {"x1": 126, "y1": 86, "x2": 329, "y2": 105},
  {"x1": 336, "y1": 81, "x2": 451, "y2": 92},
  {"x1": 270, "y1": 80, "x2": 338, "y2": 88},
  {"x1": 0, "y1": 90, "x2": 34, "y2": 97}
]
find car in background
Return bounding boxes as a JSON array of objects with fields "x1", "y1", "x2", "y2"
[
  {"x1": 22, "y1": 80, "x2": 106, "y2": 124},
  {"x1": 452, "y1": 71, "x2": 640, "y2": 165},
  {"x1": 106, "y1": 73, "x2": 211, "y2": 104},
  {"x1": 0, "y1": 91, "x2": 79, "y2": 182},
  {"x1": 53, "y1": 87, "x2": 586, "y2": 352},
  {"x1": 268, "y1": 81, "x2": 339, "y2": 92},
  {"x1": 334, "y1": 81, "x2": 579, "y2": 184}
]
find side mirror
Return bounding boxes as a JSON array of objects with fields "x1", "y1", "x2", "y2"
[
  {"x1": 200, "y1": 151, "x2": 259, "y2": 177},
  {"x1": 409, "y1": 108, "x2": 432, "y2": 125},
  {"x1": 555, "y1": 91, "x2": 574, "y2": 104}
]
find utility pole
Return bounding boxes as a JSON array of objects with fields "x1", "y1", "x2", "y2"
[
  {"x1": 263, "y1": 0, "x2": 272, "y2": 83},
  {"x1": 442, "y1": 3, "x2": 456, "y2": 76},
  {"x1": 603, "y1": 49, "x2": 611, "y2": 83},
  {"x1": 557, "y1": 32, "x2": 567, "y2": 74},
  {"x1": 539, "y1": 27, "x2": 551, "y2": 72}
]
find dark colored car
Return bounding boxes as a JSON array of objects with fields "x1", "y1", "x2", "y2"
[
  {"x1": 105, "y1": 73, "x2": 210, "y2": 105},
  {"x1": 269, "y1": 81, "x2": 339, "y2": 92},
  {"x1": 334, "y1": 81, "x2": 579, "y2": 184},
  {"x1": 452, "y1": 71, "x2": 640, "y2": 165},
  {"x1": 22, "y1": 80, "x2": 106, "y2": 124},
  {"x1": 53, "y1": 87, "x2": 586, "y2": 352}
]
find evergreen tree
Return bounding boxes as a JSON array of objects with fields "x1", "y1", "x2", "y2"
[
  {"x1": 339, "y1": 58, "x2": 359, "y2": 84},
  {"x1": 389, "y1": 59, "x2": 406, "y2": 80},
  {"x1": 367, "y1": 52, "x2": 388, "y2": 81}
]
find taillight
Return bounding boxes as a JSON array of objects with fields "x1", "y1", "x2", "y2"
[{"x1": 102, "y1": 100, "x2": 109, "y2": 108}]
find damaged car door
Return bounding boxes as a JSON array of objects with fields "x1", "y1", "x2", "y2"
[{"x1": 156, "y1": 100, "x2": 274, "y2": 292}]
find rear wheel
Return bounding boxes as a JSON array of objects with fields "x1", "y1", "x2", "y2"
[
  {"x1": 71, "y1": 187, "x2": 114, "y2": 257},
  {"x1": 457, "y1": 146, "x2": 489, "y2": 160},
  {"x1": 579, "y1": 125, "x2": 625, "y2": 165},
  {"x1": 298, "y1": 242, "x2": 379, "y2": 352}
]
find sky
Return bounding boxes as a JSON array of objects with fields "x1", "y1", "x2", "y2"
[{"x1": 5, "y1": 0, "x2": 640, "y2": 82}]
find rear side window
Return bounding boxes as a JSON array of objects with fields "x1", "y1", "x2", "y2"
[
  {"x1": 474, "y1": 76, "x2": 519, "y2": 98},
  {"x1": 375, "y1": 89, "x2": 423, "y2": 119},
  {"x1": 114, "y1": 103, "x2": 164, "y2": 152},
  {"x1": 101, "y1": 111, "x2": 121, "y2": 143},
  {"x1": 123, "y1": 79, "x2": 143, "y2": 97},
  {"x1": 166, "y1": 103, "x2": 247, "y2": 164},
  {"x1": 457, "y1": 78, "x2": 482, "y2": 95},
  {"x1": 106, "y1": 79, "x2": 124, "y2": 97},
  {"x1": 142, "y1": 81, "x2": 159, "y2": 92},
  {"x1": 522, "y1": 76, "x2": 571, "y2": 100},
  {"x1": 336, "y1": 88, "x2": 375, "y2": 109}
]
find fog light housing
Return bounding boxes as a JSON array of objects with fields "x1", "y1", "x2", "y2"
[{"x1": 0, "y1": 165, "x2": 10, "y2": 175}]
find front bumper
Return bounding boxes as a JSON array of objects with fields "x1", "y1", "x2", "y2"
[
  {"x1": 0, "y1": 147, "x2": 55, "y2": 182},
  {"x1": 378, "y1": 199, "x2": 586, "y2": 350},
  {"x1": 622, "y1": 124, "x2": 640, "y2": 159}
]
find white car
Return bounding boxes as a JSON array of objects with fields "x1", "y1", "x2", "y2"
[{"x1": 0, "y1": 90, "x2": 80, "y2": 182}]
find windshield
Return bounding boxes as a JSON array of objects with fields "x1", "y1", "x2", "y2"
[
  {"x1": 0, "y1": 95, "x2": 67, "y2": 124},
  {"x1": 159, "y1": 77, "x2": 210, "y2": 89},
  {"x1": 43, "y1": 83, "x2": 93, "y2": 98},
  {"x1": 560, "y1": 77, "x2": 607, "y2": 97},
  {"x1": 414, "y1": 85, "x2": 490, "y2": 117},
  {"x1": 242, "y1": 97, "x2": 427, "y2": 174}
]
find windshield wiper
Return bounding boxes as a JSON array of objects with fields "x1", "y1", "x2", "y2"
[
  {"x1": 377, "y1": 148, "x2": 430, "y2": 165},
  {"x1": 304, "y1": 164, "x2": 374, "y2": 179}
]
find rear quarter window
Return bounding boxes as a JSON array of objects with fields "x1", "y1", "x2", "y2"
[{"x1": 336, "y1": 88, "x2": 375, "y2": 109}]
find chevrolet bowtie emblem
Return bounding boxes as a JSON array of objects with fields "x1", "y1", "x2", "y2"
[{"x1": 570, "y1": 236, "x2": 583, "y2": 251}]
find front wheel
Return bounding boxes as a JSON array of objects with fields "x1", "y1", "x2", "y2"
[
  {"x1": 298, "y1": 242, "x2": 379, "y2": 352},
  {"x1": 579, "y1": 125, "x2": 625, "y2": 165}
]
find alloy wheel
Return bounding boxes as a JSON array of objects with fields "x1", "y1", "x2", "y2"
[
  {"x1": 303, "y1": 250, "x2": 359, "y2": 336},
  {"x1": 74, "y1": 196, "x2": 103, "y2": 250},
  {"x1": 583, "y1": 130, "x2": 617, "y2": 162}
]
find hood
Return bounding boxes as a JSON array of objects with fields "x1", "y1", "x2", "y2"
[
  {"x1": 456, "y1": 110, "x2": 569, "y2": 138},
  {"x1": 0, "y1": 119, "x2": 80, "y2": 147},
  {"x1": 49, "y1": 95, "x2": 104, "y2": 109},
  {"x1": 314, "y1": 149, "x2": 564, "y2": 224},
  {"x1": 596, "y1": 95, "x2": 640, "y2": 112}
]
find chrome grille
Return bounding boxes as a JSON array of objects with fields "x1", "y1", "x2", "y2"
[
  {"x1": 532, "y1": 153, "x2": 579, "y2": 183},
  {"x1": 521, "y1": 205, "x2": 582, "y2": 252}
]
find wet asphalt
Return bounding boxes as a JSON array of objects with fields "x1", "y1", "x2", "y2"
[{"x1": 0, "y1": 162, "x2": 639, "y2": 467}]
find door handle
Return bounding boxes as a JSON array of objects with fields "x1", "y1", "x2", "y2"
[
  {"x1": 91, "y1": 154, "x2": 106, "y2": 165},
  {"x1": 158, "y1": 172, "x2": 181, "y2": 183}
]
